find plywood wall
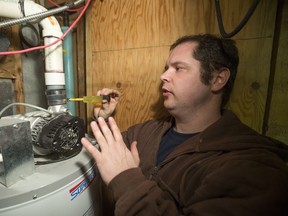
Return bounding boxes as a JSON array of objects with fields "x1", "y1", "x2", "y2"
[
  {"x1": 266, "y1": 0, "x2": 288, "y2": 143},
  {"x1": 85, "y1": 0, "x2": 283, "y2": 140}
]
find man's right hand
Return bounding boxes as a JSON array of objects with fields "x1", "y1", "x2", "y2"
[{"x1": 94, "y1": 88, "x2": 121, "y2": 120}]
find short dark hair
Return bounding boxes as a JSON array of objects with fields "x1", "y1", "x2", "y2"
[{"x1": 170, "y1": 34, "x2": 239, "y2": 107}]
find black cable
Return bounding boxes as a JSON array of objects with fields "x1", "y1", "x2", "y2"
[{"x1": 215, "y1": 0, "x2": 260, "y2": 38}]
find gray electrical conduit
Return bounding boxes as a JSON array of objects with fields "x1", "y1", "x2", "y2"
[
  {"x1": 0, "y1": 0, "x2": 85, "y2": 28},
  {"x1": 0, "y1": 103, "x2": 53, "y2": 118}
]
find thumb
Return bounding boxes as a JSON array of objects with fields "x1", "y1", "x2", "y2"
[
  {"x1": 94, "y1": 107, "x2": 100, "y2": 118},
  {"x1": 130, "y1": 141, "x2": 140, "y2": 166}
]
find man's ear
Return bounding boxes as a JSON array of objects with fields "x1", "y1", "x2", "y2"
[{"x1": 211, "y1": 68, "x2": 230, "y2": 92}]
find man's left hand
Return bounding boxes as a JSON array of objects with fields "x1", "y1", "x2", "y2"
[{"x1": 81, "y1": 117, "x2": 140, "y2": 185}]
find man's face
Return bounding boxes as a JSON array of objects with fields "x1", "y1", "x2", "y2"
[{"x1": 160, "y1": 42, "x2": 213, "y2": 116}]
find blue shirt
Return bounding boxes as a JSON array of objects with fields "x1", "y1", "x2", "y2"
[{"x1": 156, "y1": 127, "x2": 197, "y2": 165}]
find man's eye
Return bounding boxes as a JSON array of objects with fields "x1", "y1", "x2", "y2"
[
  {"x1": 163, "y1": 66, "x2": 168, "y2": 72},
  {"x1": 176, "y1": 67, "x2": 182, "y2": 71}
]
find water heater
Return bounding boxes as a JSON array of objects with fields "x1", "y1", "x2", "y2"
[
  {"x1": 0, "y1": 112, "x2": 102, "y2": 216},
  {"x1": 0, "y1": 149, "x2": 101, "y2": 216}
]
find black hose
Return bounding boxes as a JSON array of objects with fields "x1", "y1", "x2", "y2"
[{"x1": 215, "y1": 0, "x2": 260, "y2": 38}]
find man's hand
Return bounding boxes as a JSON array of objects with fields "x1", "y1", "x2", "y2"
[
  {"x1": 81, "y1": 117, "x2": 140, "y2": 185},
  {"x1": 94, "y1": 88, "x2": 121, "y2": 120}
]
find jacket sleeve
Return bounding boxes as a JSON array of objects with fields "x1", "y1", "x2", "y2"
[
  {"x1": 108, "y1": 155, "x2": 288, "y2": 216},
  {"x1": 185, "y1": 157, "x2": 288, "y2": 216},
  {"x1": 108, "y1": 167, "x2": 183, "y2": 216},
  {"x1": 110, "y1": 119, "x2": 288, "y2": 215}
]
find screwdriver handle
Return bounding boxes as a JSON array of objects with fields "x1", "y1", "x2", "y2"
[
  {"x1": 67, "y1": 95, "x2": 110, "y2": 103},
  {"x1": 82, "y1": 95, "x2": 111, "y2": 103}
]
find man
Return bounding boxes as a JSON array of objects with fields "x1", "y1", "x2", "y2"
[{"x1": 81, "y1": 34, "x2": 288, "y2": 215}]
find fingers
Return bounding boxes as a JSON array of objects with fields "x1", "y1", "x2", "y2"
[
  {"x1": 107, "y1": 117, "x2": 122, "y2": 141},
  {"x1": 82, "y1": 118, "x2": 140, "y2": 185},
  {"x1": 81, "y1": 137, "x2": 101, "y2": 158},
  {"x1": 97, "y1": 88, "x2": 121, "y2": 101},
  {"x1": 110, "y1": 89, "x2": 121, "y2": 102},
  {"x1": 94, "y1": 107, "x2": 100, "y2": 119},
  {"x1": 90, "y1": 117, "x2": 123, "y2": 149},
  {"x1": 94, "y1": 88, "x2": 121, "y2": 119},
  {"x1": 93, "y1": 118, "x2": 115, "y2": 145}
]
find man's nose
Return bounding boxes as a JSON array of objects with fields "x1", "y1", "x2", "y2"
[{"x1": 160, "y1": 70, "x2": 169, "y2": 82}]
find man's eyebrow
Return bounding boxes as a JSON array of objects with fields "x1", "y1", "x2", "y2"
[
  {"x1": 169, "y1": 61, "x2": 190, "y2": 66},
  {"x1": 163, "y1": 60, "x2": 190, "y2": 70}
]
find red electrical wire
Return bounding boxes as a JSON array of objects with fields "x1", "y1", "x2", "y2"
[
  {"x1": 0, "y1": 0, "x2": 91, "y2": 56},
  {"x1": 47, "y1": 0, "x2": 83, "y2": 13}
]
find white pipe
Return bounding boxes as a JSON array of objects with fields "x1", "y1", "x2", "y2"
[
  {"x1": 0, "y1": 0, "x2": 65, "y2": 87},
  {"x1": 0, "y1": 0, "x2": 28, "y2": 18}
]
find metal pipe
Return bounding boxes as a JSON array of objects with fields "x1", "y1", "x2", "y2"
[
  {"x1": 62, "y1": 26, "x2": 76, "y2": 115},
  {"x1": 0, "y1": 0, "x2": 85, "y2": 28},
  {"x1": 0, "y1": 0, "x2": 65, "y2": 109}
]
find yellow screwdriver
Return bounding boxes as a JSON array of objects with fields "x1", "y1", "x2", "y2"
[{"x1": 67, "y1": 95, "x2": 110, "y2": 104}]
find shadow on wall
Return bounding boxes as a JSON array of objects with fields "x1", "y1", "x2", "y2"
[{"x1": 150, "y1": 83, "x2": 170, "y2": 121}]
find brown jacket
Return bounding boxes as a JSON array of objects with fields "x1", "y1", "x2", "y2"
[{"x1": 104, "y1": 110, "x2": 288, "y2": 215}]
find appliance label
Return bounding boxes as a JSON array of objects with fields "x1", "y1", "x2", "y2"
[{"x1": 69, "y1": 169, "x2": 96, "y2": 201}]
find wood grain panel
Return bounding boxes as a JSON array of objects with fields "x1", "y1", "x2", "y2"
[
  {"x1": 86, "y1": 0, "x2": 278, "y2": 132},
  {"x1": 89, "y1": 47, "x2": 168, "y2": 131},
  {"x1": 212, "y1": 0, "x2": 277, "y2": 38},
  {"x1": 90, "y1": 0, "x2": 215, "y2": 50},
  {"x1": 90, "y1": 0, "x2": 158, "y2": 51},
  {"x1": 158, "y1": 0, "x2": 214, "y2": 44},
  {"x1": 227, "y1": 38, "x2": 274, "y2": 132},
  {"x1": 266, "y1": 0, "x2": 288, "y2": 144}
]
